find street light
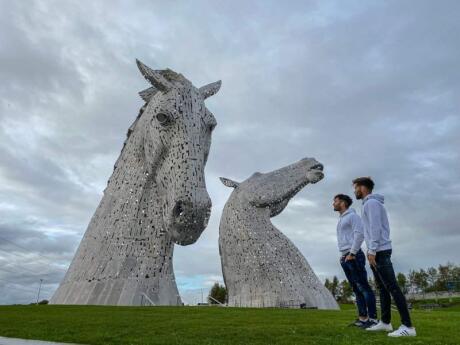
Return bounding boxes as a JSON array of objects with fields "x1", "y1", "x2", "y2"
[{"x1": 36, "y1": 279, "x2": 43, "y2": 305}]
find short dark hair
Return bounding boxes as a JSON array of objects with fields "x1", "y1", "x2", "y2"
[
  {"x1": 352, "y1": 177, "x2": 375, "y2": 192},
  {"x1": 334, "y1": 194, "x2": 353, "y2": 208}
]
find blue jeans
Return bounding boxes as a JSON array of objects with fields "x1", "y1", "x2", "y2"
[
  {"x1": 340, "y1": 249, "x2": 377, "y2": 319},
  {"x1": 371, "y1": 250, "x2": 412, "y2": 327}
]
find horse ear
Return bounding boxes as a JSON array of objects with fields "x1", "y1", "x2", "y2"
[
  {"x1": 138, "y1": 86, "x2": 158, "y2": 102},
  {"x1": 220, "y1": 177, "x2": 239, "y2": 189},
  {"x1": 199, "y1": 80, "x2": 222, "y2": 99},
  {"x1": 136, "y1": 59, "x2": 172, "y2": 92}
]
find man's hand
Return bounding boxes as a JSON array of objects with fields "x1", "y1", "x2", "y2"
[
  {"x1": 367, "y1": 254, "x2": 377, "y2": 267},
  {"x1": 345, "y1": 254, "x2": 355, "y2": 262}
]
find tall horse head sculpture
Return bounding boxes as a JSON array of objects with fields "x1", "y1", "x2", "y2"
[
  {"x1": 51, "y1": 60, "x2": 221, "y2": 305},
  {"x1": 134, "y1": 60, "x2": 220, "y2": 245}
]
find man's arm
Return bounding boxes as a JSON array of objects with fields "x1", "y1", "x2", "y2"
[
  {"x1": 350, "y1": 214, "x2": 364, "y2": 255},
  {"x1": 365, "y1": 200, "x2": 383, "y2": 259}
]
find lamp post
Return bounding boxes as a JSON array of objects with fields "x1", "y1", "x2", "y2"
[{"x1": 36, "y1": 279, "x2": 43, "y2": 305}]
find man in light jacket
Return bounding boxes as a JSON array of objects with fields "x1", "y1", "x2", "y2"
[
  {"x1": 353, "y1": 176, "x2": 416, "y2": 337},
  {"x1": 333, "y1": 194, "x2": 377, "y2": 328}
]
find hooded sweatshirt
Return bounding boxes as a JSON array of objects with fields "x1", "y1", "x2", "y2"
[
  {"x1": 336, "y1": 208, "x2": 364, "y2": 255},
  {"x1": 361, "y1": 194, "x2": 392, "y2": 255}
]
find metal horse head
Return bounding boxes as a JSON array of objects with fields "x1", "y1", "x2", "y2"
[
  {"x1": 135, "y1": 60, "x2": 221, "y2": 245},
  {"x1": 220, "y1": 157, "x2": 324, "y2": 217}
]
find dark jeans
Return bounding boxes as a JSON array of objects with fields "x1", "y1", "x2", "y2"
[
  {"x1": 371, "y1": 250, "x2": 412, "y2": 327},
  {"x1": 340, "y1": 249, "x2": 377, "y2": 319}
]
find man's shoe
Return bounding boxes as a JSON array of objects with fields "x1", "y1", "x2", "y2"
[
  {"x1": 388, "y1": 325, "x2": 416, "y2": 337},
  {"x1": 361, "y1": 319, "x2": 378, "y2": 329},
  {"x1": 348, "y1": 319, "x2": 366, "y2": 327},
  {"x1": 366, "y1": 321, "x2": 393, "y2": 332}
]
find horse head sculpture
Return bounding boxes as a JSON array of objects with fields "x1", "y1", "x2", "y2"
[
  {"x1": 135, "y1": 60, "x2": 221, "y2": 245},
  {"x1": 220, "y1": 157, "x2": 324, "y2": 217},
  {"x1": 51, "y1": 61, "x2": 221, "y2": 305},
  {"x1": 219, "y1": 157, "x2": 338, "y2": 309}
]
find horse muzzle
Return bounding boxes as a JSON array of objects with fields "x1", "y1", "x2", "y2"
[{"x1": 168, "y1": 195, "x2": 212, "y2": 245}]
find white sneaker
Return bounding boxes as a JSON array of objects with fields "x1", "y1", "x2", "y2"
[
  {"x1": 366, "y1": 320, "x2": 393, "y2": 332},
  {"x1": 388, "y1": 325, "x2": 416, "y2": 337}
]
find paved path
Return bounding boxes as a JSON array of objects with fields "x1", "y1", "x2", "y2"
[{"x1": 0, "y1": 337, "x2": 81, "y2": 345}]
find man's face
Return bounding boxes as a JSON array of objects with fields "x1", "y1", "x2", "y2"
[
  {"x1": 354, "y1": 184, "x2": 365, "y2": 199},
  {"x1": 333, "y1": 197, "x2": 344, "y2": 212}
]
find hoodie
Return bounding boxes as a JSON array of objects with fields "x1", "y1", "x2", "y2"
[
  {"x1": 336, "y1": 208, "x2": 364, "y2": 255},
  {"x1": 361, "y1": 194, "x2": 392, "y2": 255}
]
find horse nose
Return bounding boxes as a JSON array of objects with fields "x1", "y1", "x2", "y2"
[
  {"x1": 311, "y1": 163, "x2": 324, "y2": 171},
  {"x1": 300, "y1": 157, "x2": 323, "y2": 171},
  {"x1": 172, "y1": 200, "x2": 186, "y2": 218},
  {"x1": 172, "y1": 196, "x2": 212, "y2": 221}
]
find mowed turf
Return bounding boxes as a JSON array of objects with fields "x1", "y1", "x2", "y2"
[{"x1": 0, "y1": 303, "x2": 459, "y2": 345}]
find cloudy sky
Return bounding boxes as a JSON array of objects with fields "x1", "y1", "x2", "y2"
[{"x1": 0, "y1": 0, "x2": 459, "y2": 305}]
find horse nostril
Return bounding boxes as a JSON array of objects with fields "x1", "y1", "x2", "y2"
[
  {"x1": 173, "y1": 201, "x2": 185, "y2": 218},
  {"x1": 311, "y1": 163, "x2": 324, "y2": 171}
]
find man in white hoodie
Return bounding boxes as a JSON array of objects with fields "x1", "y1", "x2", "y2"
[
  {"x1": 353, "y1": 177, "x2": 416, "y2": 337},
  {"x1": 333, "y1": 194, "x2": 377, "y2": 328}
]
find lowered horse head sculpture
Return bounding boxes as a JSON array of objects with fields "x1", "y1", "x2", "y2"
[
  {"x1": 219, "y1": 157, "x2": 339, "y2": 309},
  {"x1": 51, "y1": 60, "x2": 221, "y2": 306},
  {"x1": 220, "y1": 157, "x2": 324, "y2": 218}
]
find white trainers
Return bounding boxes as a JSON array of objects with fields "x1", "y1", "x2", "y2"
[
  {"x1": 388, "y1": 325, "x2": 417, "y2": 337},
  {"x1": 366, "y1": 320, "x2": 393, "y2": 332}
]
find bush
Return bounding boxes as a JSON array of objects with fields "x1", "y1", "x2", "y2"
[{"x1": 208, "y1": 283, "x2": 227, "y2": 304}]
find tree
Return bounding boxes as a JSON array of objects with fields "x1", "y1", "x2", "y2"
[
  {"x1": 436, "y1": 262, "x2": 459, "y2": 291},
  {"x1": 29, "y1": 300, "x2": 48, "y2": 305},
  {"x1": 418, "y1": 269, "x2": 429, "y2": 292},
  {"x1": 410, "y1": 269, "x2": 429, "y2": 292},
  {"x1": 331, "y1": 276, "x2": 340, "y2": 300},
  {"x1": 208, "y1": 283, "x2": 227, "y2": 304},
  {"x1": 396, "y1": 272, "x2": 408, "y2": 294},
  {"x1": 324, "y1": 278, "x2": 331, "y2": 292},
  {"x1": 324, "y1": 263, "x2": 460, "y2": 299},
  {"x1": 408, "y1": 270, "x2": 418, "y2": 291},
  {"x1": 325, "y1": 276, "x2": 340, "y2": 300},
  {"x1": 452, "y1": 265, "x2": 460, "y2": 292},
  {"x1": 426, "y1": 267, "x2": 438, "y2": 292},
  {"x1": 339, "y1": 279, "x2": 353, "y2": 303}
]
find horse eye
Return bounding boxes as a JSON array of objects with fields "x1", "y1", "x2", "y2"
[{"x1": 156, "y1": 113, "x2": 170, "y2": 125}]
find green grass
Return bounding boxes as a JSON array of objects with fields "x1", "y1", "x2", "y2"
[{"x1": 0, "y1": 303, "x2": 459, "y2": 345}]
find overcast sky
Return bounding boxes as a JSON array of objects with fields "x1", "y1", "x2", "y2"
[{"x1": 0, "y1": 0, "x2": 459, "y2": 305}]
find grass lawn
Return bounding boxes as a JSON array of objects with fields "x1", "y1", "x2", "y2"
[{"x1": 0, "y1": 301, "x2": 459, "y2": 345}]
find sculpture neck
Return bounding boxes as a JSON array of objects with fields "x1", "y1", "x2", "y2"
[
  {"x1": 224, "y1": 198, "x2": 272, "y2": 228},
  {"x1": 84, "y1": 132, "x2": 175, "y2": 280}
]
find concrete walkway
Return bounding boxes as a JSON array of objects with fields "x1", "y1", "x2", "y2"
[{"x1": 0, "y1": 337, "x2": 81, "y2": 345}]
